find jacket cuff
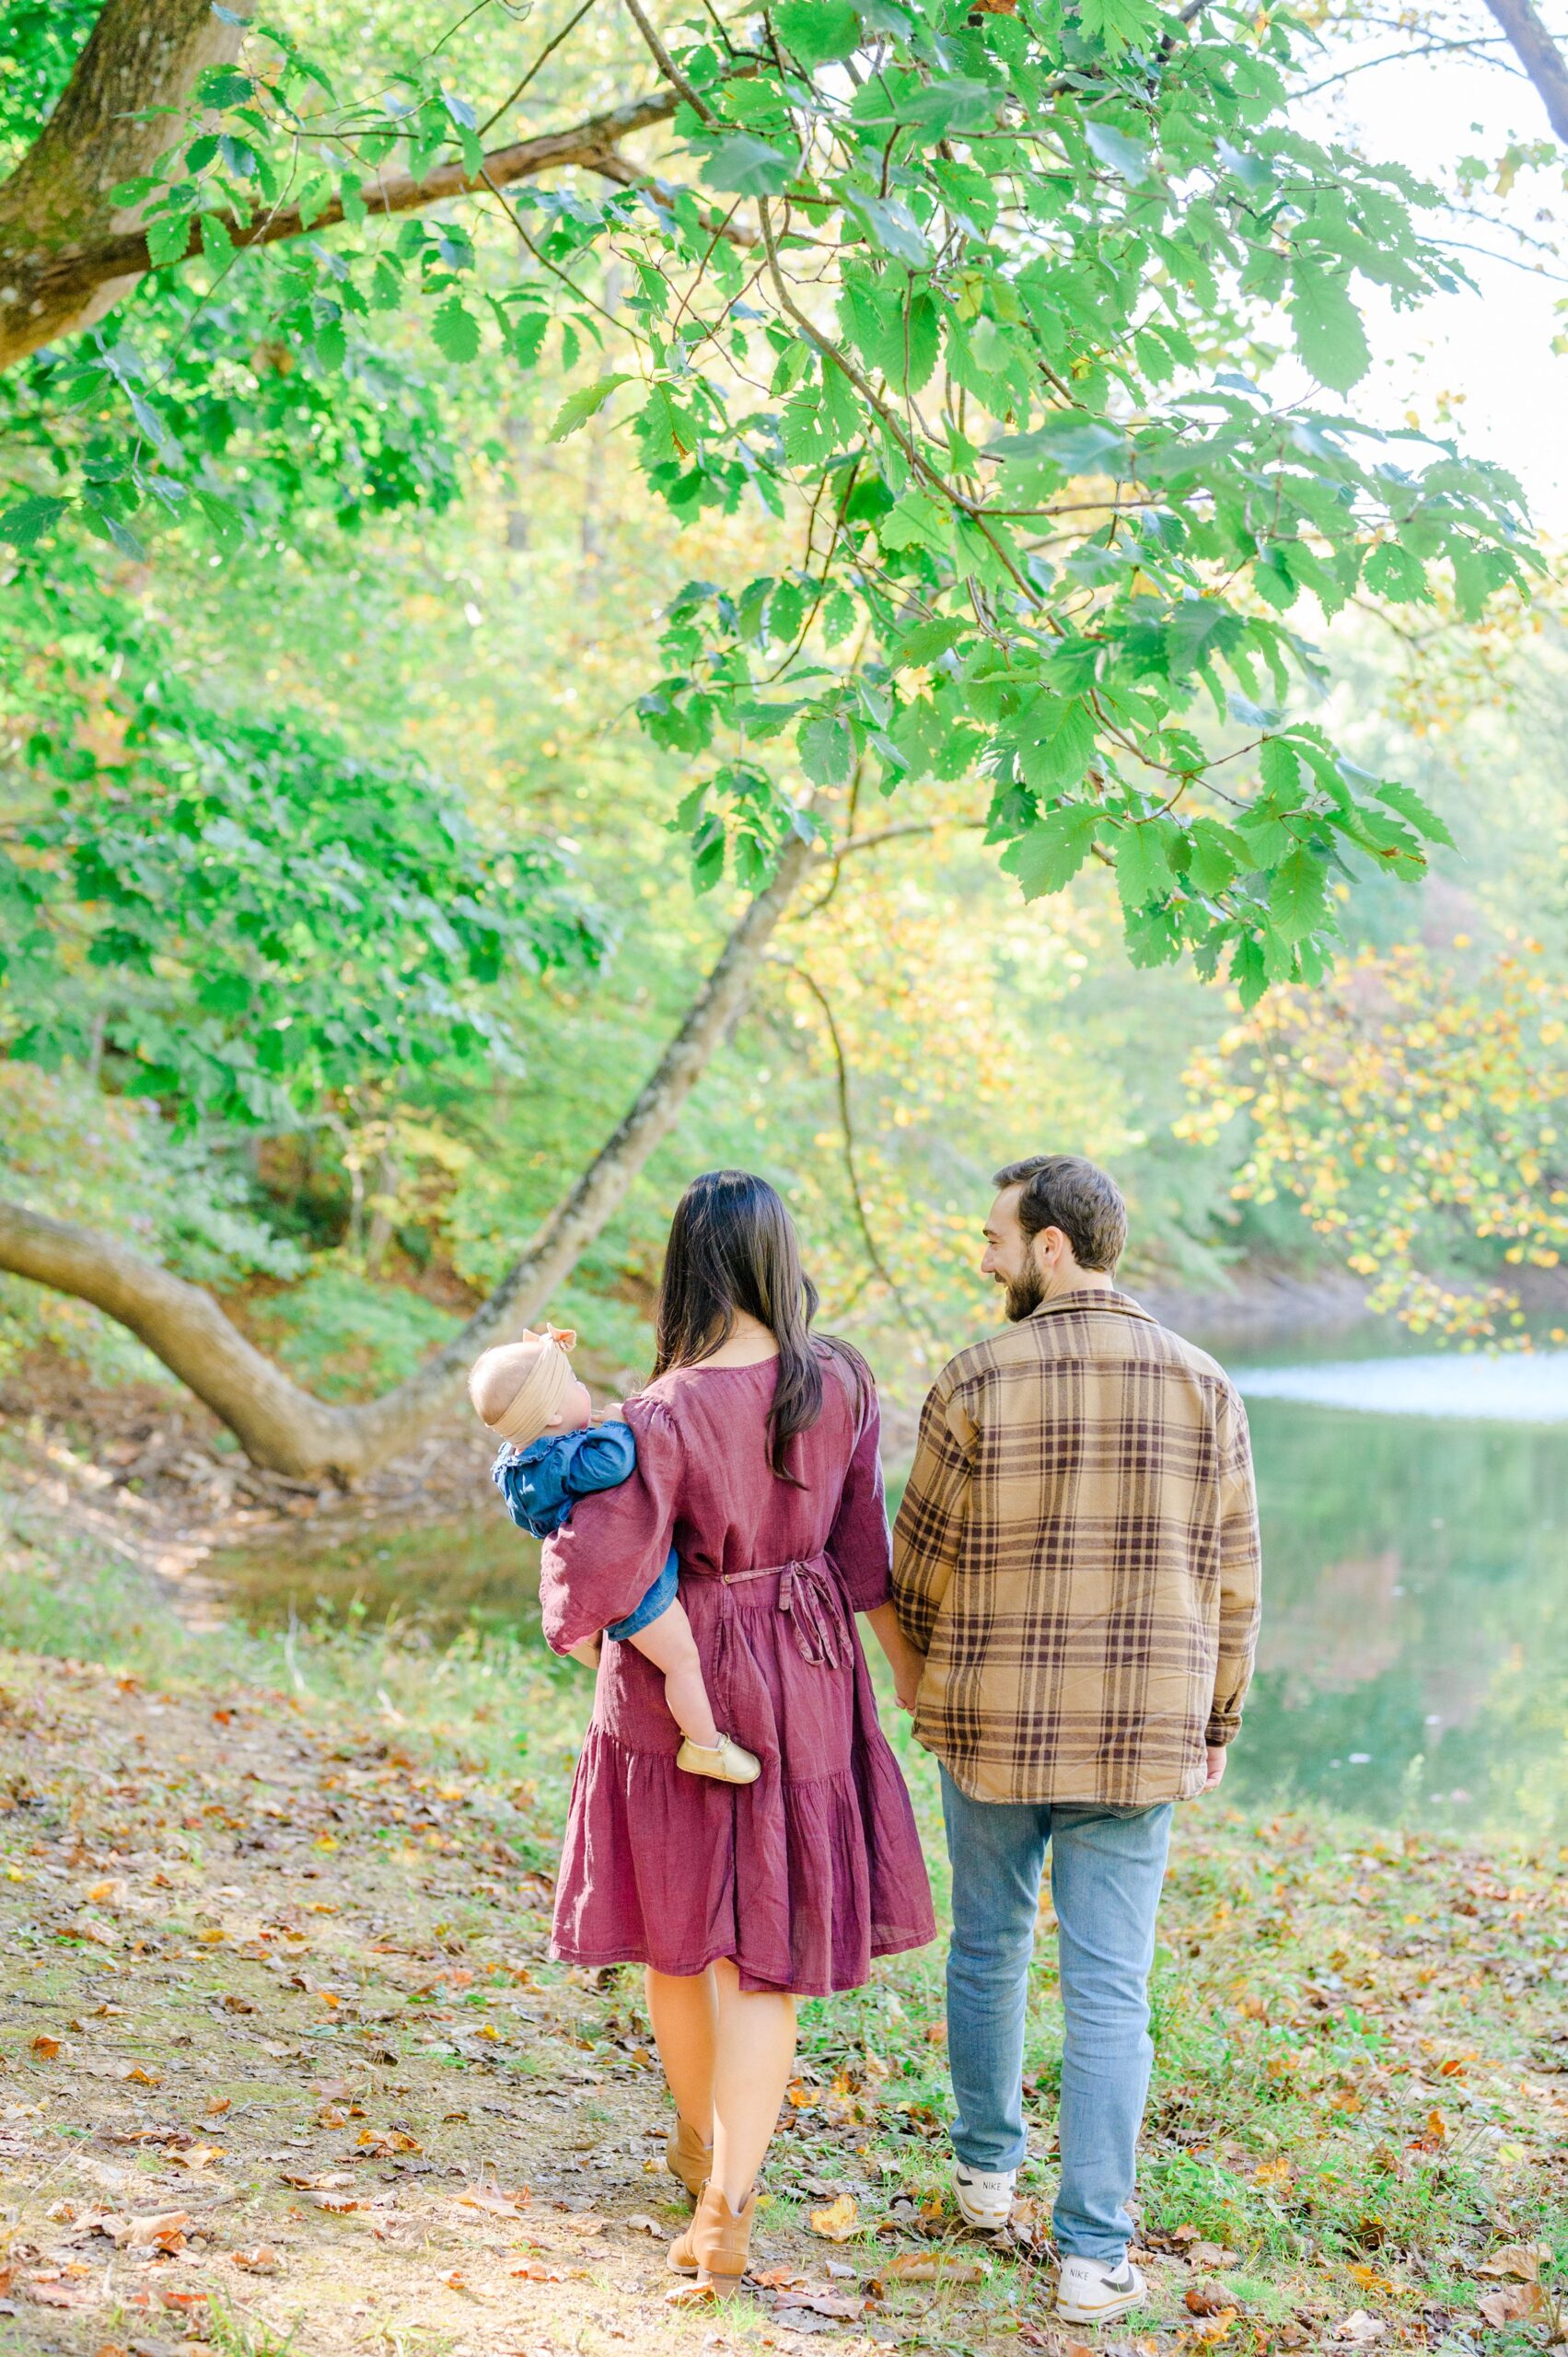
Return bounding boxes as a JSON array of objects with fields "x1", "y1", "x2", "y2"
[{"x1": 1205, "y1": 1713, "x2": 1241, "y2": 1747}]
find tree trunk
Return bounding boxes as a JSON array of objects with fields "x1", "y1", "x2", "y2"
[
  {"x1": 0, "y1": 0, "x2": 243, "y2": 366},
  {"x1": 1481, "y1": 0, "x2": 1568, "y2": 144},
  {"x1": 0, "y1": 0, "x2": 690, "y2": 374},
  {"x1": 0, "y1": 838, "x2": 813, "y2": 1478}
]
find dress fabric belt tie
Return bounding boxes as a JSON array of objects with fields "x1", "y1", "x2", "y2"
[{"x1": 719, "y1": 1554, "x2": 848, "y2": 1670}]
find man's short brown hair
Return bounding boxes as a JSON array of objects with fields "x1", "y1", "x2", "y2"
[{"x1": 993, "y1": 1155, "x2": 1128, "y2": 1273}]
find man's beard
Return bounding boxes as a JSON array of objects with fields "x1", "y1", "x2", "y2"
[{"x1": 1002, "y1": 1265, "x2": 1047, "y2": 1323}]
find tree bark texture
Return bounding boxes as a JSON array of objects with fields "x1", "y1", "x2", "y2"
[
  {"x1": 0, "y1": 838, "x2": 814, "y2": 1478},
  {"x1": 0, "y1": 0, "x2": 243, "y2": 366},
  {"x1": 1481, "y1": 0, "x2": 1568, "y2": 144}
]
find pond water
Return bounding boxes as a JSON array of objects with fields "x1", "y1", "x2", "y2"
[{"x1": 217, "y1": 1340, "x2": 1568, "y2": 1837}]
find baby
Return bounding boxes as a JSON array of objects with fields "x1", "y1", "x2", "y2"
[{"x1": 470, "y1": 1327, "x2": 761, "y2": 1786}]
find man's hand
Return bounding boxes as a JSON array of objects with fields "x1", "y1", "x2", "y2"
[
  {"x1": 566, "y1": 1637, "x2": 603, "y2": 1672},
  {"x1": 1199, "y1": 1744, "x2": 1227, "y2": 1794}
]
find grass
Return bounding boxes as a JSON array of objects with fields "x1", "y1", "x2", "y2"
[{"x1": 0, "y1": 1482, "x2": 1564, "y2": 2357}]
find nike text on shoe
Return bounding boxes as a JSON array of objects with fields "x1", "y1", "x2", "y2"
[
  {"x1": 953, "y1": 2162, "x2": 1016, "y2": 2232},
  {"x1": 1055, "y1": 2255, "x2": 1147, "y2": 2325}
]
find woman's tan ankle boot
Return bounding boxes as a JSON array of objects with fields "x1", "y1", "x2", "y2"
[
  {"x1": 667, "y1": 2180, "x2": 758, "y2": 2288},
  {"x1": 666, "y1": 2116, "x2": 713, "y2": 2202}
]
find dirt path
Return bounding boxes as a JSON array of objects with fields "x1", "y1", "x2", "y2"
[
  {"x1": 0, "y1": 1658, "x2": 931, "y2": 2357},
  {"x1": 2, "y1": 1641, "x2": 1566, "y2": 2357}
]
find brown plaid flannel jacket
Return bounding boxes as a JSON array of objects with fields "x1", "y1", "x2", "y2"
[{"x1": 891, "y1": 1287, "x2": 1261, "y2": 1806}]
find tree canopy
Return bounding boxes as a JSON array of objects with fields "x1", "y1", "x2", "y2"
[{"x1": 1, "y1": 0, "x2": 1564, "y2": 1469}]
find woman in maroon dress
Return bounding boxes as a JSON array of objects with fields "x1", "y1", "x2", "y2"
[{"x1": 539, "y1": 1170, "x2": 935, "y2": 2286}]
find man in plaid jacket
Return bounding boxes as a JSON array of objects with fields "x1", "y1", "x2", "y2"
[{"x1": 892, "y1": 1155, "x2": 1260, "y2": 2328}]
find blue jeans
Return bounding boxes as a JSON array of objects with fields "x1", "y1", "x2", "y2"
[
  {"x1": 606, "y1": 1550, "x2": 679, "y2": 1642},
  {"x1": 940, "y1": 1767, "x2": 1173, "y2": 2265}
]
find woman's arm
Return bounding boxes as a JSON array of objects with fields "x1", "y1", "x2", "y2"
[
  {"x1": 862, "y1": 1600, "x2": 924, "y2": 1713},
  {"x1": 539, "y1": 1398, "x2": 681, "y2": 1655}
]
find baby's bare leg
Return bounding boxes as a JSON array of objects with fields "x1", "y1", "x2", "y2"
[{"x1": 627, "y1": 1599, "x2": 719, "y2": 1749}]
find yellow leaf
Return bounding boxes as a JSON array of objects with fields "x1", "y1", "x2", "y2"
[{"x1": 807, "y1": 2192, "x2": 860, "y2": 2242}]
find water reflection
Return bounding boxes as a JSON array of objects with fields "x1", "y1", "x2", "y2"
[
  {"x1": 1232, "y1": 1351, "x2": 1568, "y2": 1422},
  {"x1": 215, "y1": 1357, "x2": 1568, "y2": 1835},
  {"x1": 1230, "y1": 1393, "x2": 1568, "y2": 1834}
]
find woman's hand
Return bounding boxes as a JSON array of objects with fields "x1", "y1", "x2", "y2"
[{"x1": 864, "y1": 1603, "x2": 924, "y2": 1715}]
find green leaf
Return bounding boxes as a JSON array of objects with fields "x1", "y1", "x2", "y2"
[
  {"x1": 984, "y1": 416, "x2": 1126, "y2": 473},
  {"x1": 0, "y1": 494, "x2": 70, "y2": 550},
  {"x1": 1259, "y1": 738, "x2": 1302, "y2": 801},
  {"x1": 844, "y1": 192, "x2": 932, "y2": 270},
  {"x1": 1374, "y1": 779, "x2": 1456, "y2": 849},
  {"x1": 145, "y1": 210, "x2": 195, "y2": 268},
  {"x1": 432, "y1": 295, "x2": 482, "y2": 364},
  {"x1": 1114, "y1": 820, "x2": 1174, "y2": 912},
  {"x1": 1186, "y1": 819, "x2": 1249, "y2": 897},
  {"x1": 772, "y1": 0, "x2": 864, "y2": 67},
  {"x1": 1289, "y1": 261, "x2": 1371, "y2": 391},
  {"x1": 799, "y1": 709, "x2": 856, "y2": 784},
  {"x1": 1000, "y1": 807, "x2": 1100, "y2": 899},
  {"x1": 1075, "y1": 0, "x2": 1160, "y2": 53},
  {"x1": 1018, "y1": 698, "x2": 1096, "y2": 792},
  {"x1": 546, "y1": 374, "x2": 633, "y2": 442},
  {"x1": 893, "y1": 617, "x2": 967, "y2": 668},
  {"x1": 199, "y1": 212, "x2": 237, "y2": 271},
  {"x1": 1364, "y1": 540, "x2": 1428, "y2": 602},
  {"x1": 1084, "y1": 121, "x2": 1153, "y2": 185},
  {"x1": 1270, "y1": 841, "x2": 1330, "y2": 943},
  {"x1": 699, "y1": 134, "x2": 796, "y2": 197}
]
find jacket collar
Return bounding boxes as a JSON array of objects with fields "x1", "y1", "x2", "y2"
[{"x1": 1026, "y1": 1284, "x2": 1157, "y2": 1327}]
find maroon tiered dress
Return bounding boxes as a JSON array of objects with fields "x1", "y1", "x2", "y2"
[{"x1": 538, "y1": 1346, "x2": 935, "y2": 1995}]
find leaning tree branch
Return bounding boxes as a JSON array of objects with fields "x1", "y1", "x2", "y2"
[
  {"x1": 1481, "y1": 0, "x2": 1568, "y2": 142},
  {"x1": 0, "y1": 836, "x2": 813, "y2": 1478},
  {"x1": 0, "y1": 88, "x2": 682, "y2": 370}
]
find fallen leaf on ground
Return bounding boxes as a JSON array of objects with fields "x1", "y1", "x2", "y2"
[
  {"x1": 158, "y1": 2287, "x2": 209, "y2": 2312},
  {"x1": 308, "y1": 2191, "x2": 361, "y2": 2214},
  {"x1": 753, "y1": 2267, "x2": 808, "y2": 2288},
  {"x1": 1335, "y1": 2312, "x2": 1388, "y2": 2343},
  {"x1": 281, "y1": 2171, "x2": 355, "y2": 2190},
  {"x1": 777, "y1": 2287, "x2": 865, "y2": 2319},
  {"x1": 166, "y1": 2143, "x2": 225, "y2": 2172},
  {"x1": 204, "y1": 2096, "x2": 231, "y2": 2117},
  {"x1": 227, "y1": 2247, "x2": 280, "y2": 2273},
  {"x1": 623, "y1": 2213, "x2": 663, "y2": 2235},
  {"x1": 120, "y1": 2212, "x2": 192, "y2": 2251},
  {"x1": 119, "y1": 2064, "x2": 161, "y2": 2086},
  {"x1": 882, "y1": 2253, "x2": 987, "y2": 2284},
  {"x1": 665, "y1": 2281, "x2": 714, "y2": 2307},
  {"x1": 1478, "y1": 2246, "x2": 1550, "y2": 2282},
  {"x1": 807, "y1": 2192, "x2": 860, "y2": 2241},
  {"x1": 1478, "y1": 2286, "x2": 1549, "y2": 2328},
  {"x1": 29, "y1": 2034, "x2": 59, "y2": 2060},
  {"x1": 1186, "y1": 2240, "x2": 1239, "y2": 2270},
  {"x1": 458, "y1": 2187, "x2": 529, "y2": 2220},
  {"x1": 511, "y1": 2259, "x2": 578, "y2": 2282},
  {"x1": 1187, "y1": 2283, "x2": 1239, "y2": 2317}
]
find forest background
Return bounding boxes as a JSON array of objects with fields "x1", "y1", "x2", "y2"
[
  {"x1": 1, "y1": 0, "x2": 1565, "y2": 1432},
  {"x1": 0, "y1": 4, "x2": 1565, "y2": 2353}
]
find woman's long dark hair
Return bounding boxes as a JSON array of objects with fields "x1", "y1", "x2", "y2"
[{"x1": 653, "y1": 1169, "x2": 824, "y2": 1481}]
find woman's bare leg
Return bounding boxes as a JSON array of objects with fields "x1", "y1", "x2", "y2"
[
  {"x1": 645, "y1": 1964, "x2": 718, "y2": 2142},
  {"x1": 711, "y1": 1959, "x2": 796, "y2": 2208},
  {"x1": 628, "y1": 1600, "x2": 720, "y2": 1749}
]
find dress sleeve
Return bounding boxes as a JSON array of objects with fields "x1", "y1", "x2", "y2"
[
  {"x1": 538, "y1": 1397, "x2": 681, "y2": 1655},
  {"x1": 824, "y1": 1349, "x2": 894, "y2": 1614}
]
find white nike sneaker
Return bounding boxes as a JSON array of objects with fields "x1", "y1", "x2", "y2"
[
  {"x1": 953, "y1": 2161, "x2": 1016, "y2": 2232},
  {"x1": 1055, "y1": 2254, "x2": 1147, "y2": 2325}
]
